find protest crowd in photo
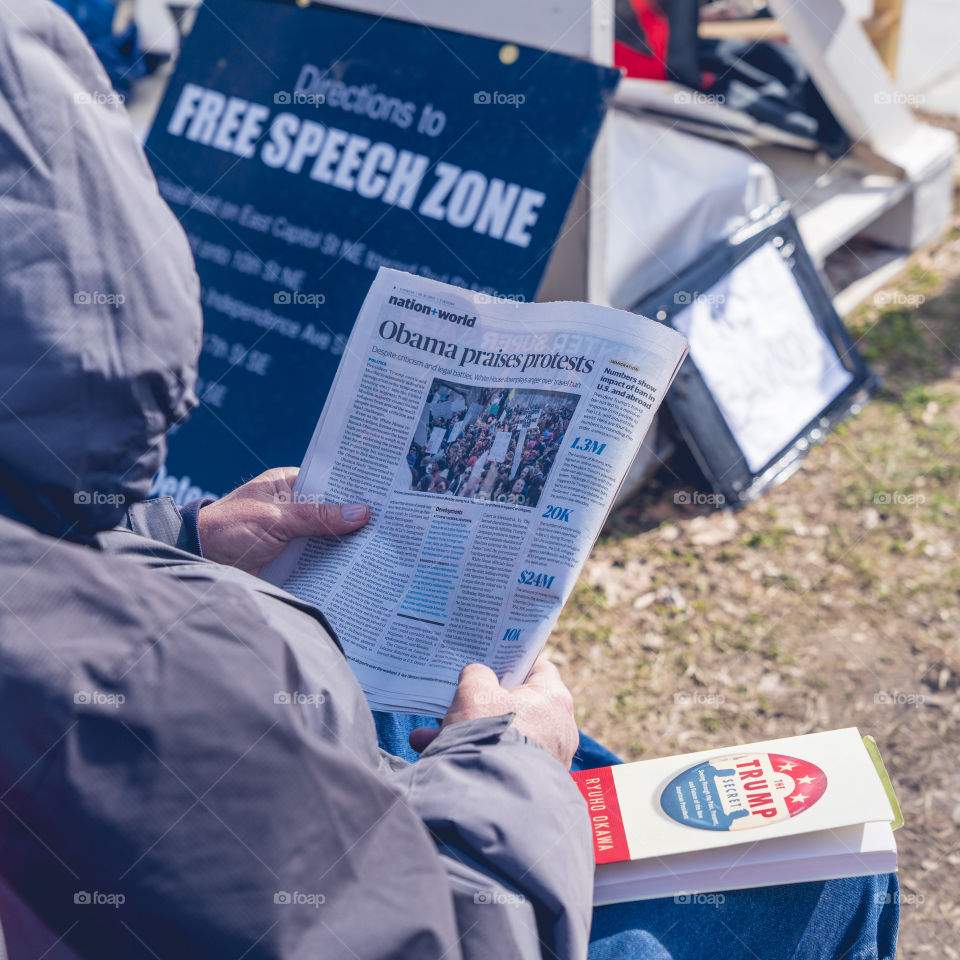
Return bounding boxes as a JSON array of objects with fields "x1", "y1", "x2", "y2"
[{"x1": 405, "y1": 382, "x2": 578, "y2": 506}]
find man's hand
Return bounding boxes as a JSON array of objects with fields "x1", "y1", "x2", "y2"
[
  {"x1": 197, "y1": 467, "x2": 369, "y2": 575},
  {"x1": 409, "y1": 658, "x2": 578, "y2": 768}
]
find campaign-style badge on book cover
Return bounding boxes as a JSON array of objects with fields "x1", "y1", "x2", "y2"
[{"x1": 660, "y1": 752, "x2": 828, "y2": 831}]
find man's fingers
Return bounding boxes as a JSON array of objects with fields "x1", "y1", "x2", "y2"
[
  {"x1": 517, "y1": 657, "x2": 574, "y2": 713},
  {"x1": 519, "y1": 656, "x2": 563, "y2": 690},
  {"x1": 458, "y1": 662, "x2": 500, "y2": 687},
  {"x1": 454, "y1": 662, "x2": 502, "y2": 704},
  {"x1": 408, "y1": 727, "x2": 441, "y2": 753},
  {"x1": 266, "y1": 466, "x2": 300, "y2": 488},
  {"x1": 444, "y1": 663, "x2": 507, "y2": 721}
]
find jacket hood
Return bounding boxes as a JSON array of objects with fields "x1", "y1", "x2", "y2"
[{"x1": 0, "y1": 0, "x2": 201, "y2": 538}]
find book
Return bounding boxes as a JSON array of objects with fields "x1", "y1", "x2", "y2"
[
  {"x1": 262, "y1": 267, "x2": 687, "y2": 714},
  {"x1": 571, "y1": 728, "x2": 901, "y2": 904}
]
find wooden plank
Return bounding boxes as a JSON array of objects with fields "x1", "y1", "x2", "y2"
[
  {"x1": 698, "y1": 19, "x2": 787, "y2": 42},
  {"x1": 862, "y1": 0, "x2": 903, "y2": 76}
]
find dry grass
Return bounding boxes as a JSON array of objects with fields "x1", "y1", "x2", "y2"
[{"x1": 553, "y1": 209, "x2": 960, "y2": 957}]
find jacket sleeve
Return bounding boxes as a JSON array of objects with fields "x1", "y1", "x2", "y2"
[
  {"x1": 118, "y1": 496, "x2": 202, "y2": 554},
  {"x1": 117, "y1": 495, "x2": 217, "y2": 557},
  {"x1": 388, "y1": 715, "x2": 595, "y2": 960}
]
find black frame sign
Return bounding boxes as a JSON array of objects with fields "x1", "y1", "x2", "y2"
[
  {"x1": 635, "y1": 212, "x2": 879, "y2": 506},
  {"x1": 145, "y1": 0, "x2": 620, "y2": 499}
]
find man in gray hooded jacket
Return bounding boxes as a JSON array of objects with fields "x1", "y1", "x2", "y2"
[{"x1": 0, "y1": 2, "x2": 593, "y2": 958}]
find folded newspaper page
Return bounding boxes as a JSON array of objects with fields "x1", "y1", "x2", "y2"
[{"x1": 262, "y1": 267, "x2": 687, "y2": 714}]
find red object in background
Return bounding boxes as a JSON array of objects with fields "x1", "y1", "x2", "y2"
[
  {"x1": 614, "y1": 0, "x2": 671, "y2": 80},
  {"x1": 614, "y1": 0, "x2": 703, "y2": 88}
]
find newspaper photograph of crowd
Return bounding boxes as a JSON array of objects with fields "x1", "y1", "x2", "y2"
[{"x1": 402, "y1": 379, "x2": 581, "y2": 508}]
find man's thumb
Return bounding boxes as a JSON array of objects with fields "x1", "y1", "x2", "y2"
[
  {"x1": 285, "y1": 501, "x2": 370, "y2": 538},
  {"x1": 409, "y1": 727, "x2": 442, "y2": 753}
]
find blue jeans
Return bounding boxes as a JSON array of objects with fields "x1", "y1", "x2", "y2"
[{"x1": 374, "y1": 712, "x2": 900, "y2": 960}]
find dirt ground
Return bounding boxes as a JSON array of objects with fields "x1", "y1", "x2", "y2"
[{"x1": 550, "y1": 200, "x2": 960, "y2": 956}]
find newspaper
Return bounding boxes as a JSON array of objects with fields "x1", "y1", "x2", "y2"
[{"x1": 262, "y1": 268, "x2": 687, "y2": 714}]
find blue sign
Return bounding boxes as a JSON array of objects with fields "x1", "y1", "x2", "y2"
[{"x1": 144, "y1": 0, "x2": 620, "y2": 498}]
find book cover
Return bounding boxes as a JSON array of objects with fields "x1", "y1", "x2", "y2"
[{"x1": 571, "y1": 728, "x2": 896, "y2": 865}]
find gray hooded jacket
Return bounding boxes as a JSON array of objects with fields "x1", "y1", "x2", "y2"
[{"x1": 0, "y1": 3, "x2": 594, "y2": 958}]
